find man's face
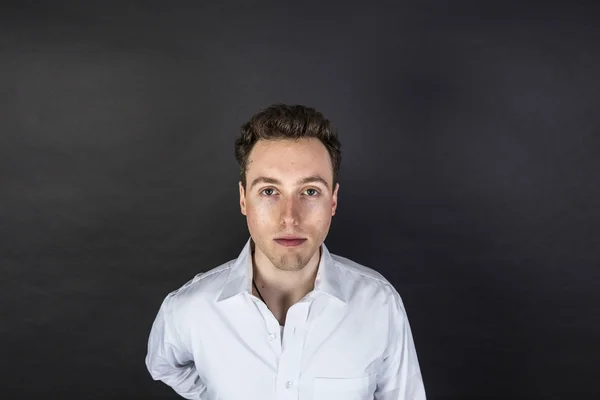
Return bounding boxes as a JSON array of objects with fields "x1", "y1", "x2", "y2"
[{"x1": 239, "y1": 138, "x2": 339, "y2": 272}]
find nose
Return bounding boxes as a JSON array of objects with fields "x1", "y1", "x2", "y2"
[{"x1": 280, "y1": 196, "x2": 300, "y2": 226}]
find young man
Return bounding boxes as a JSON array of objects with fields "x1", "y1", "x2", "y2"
[{"x1": 145, "y1": 104, "x2": 426, "y2": 399}]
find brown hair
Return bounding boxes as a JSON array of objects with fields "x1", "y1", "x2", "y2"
[{"x1": 235, "y1": 103, "x2": 342, "y2": 190}]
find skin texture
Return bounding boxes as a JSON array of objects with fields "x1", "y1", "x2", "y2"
[{"x1": 239, "y1": 137, "x2": 339, "y2": 322}]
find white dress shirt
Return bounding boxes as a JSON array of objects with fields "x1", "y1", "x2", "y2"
[{"x1": 145, "y1": 238, "x2": 426, "y2": 400}]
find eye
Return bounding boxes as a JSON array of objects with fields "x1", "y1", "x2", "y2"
[
  {"x1": 260, "y1": 188, "x2": 277, "y2": 196},
  {"x1": 304, "y1": 188, "x2": 320, "y2": 197}
]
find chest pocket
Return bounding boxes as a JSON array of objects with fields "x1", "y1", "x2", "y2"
[{"x1": 313, "y1": 371, "x2": 377, "y2": 400}]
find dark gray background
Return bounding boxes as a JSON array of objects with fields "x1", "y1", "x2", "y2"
[{"x1": 1, "y1": 1, "x2": 599, "y2": 399}]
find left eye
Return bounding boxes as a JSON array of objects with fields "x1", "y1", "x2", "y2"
[{"x1": 305, "y1": 189, "x2": 319, "y2": 196}]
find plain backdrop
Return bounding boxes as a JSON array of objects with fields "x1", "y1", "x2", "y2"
[{"x1": 1, "y1": 1, "x2": 599, "y2": 399}]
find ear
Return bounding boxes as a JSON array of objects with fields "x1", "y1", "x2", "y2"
[
  {"x1": 239, "y1": 181, "x2": 247, "y2": 216},
  {"x1": 331, "y1": 183, "x2": 339, "y2": 216}
]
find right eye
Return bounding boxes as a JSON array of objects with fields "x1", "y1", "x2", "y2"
[{"x1": 260, "y1": 188, "x2": 277, "y2": 196}]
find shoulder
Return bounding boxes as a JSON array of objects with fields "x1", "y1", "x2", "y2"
[
  {"x1": 330, "y1": 253, "x2": 404, "y2": 306},
  {"x1": 161, "y1": 259, "x2": 234, "y2": 311},
  {"x1": 331, "y1": 253, "x2": 395, "y2": 289}
]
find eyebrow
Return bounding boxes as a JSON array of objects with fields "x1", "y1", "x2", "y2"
[{"x1": 249, "y1": 175, "x2": 330, "y2": 190}]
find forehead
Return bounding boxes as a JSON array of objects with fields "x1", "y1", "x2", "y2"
[{"x1": 246, "y1": 138, "x2": 333, "y2": 180}]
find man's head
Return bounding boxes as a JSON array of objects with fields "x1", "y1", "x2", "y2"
[{"x1": 235, "y1": 104, "x2": 341, "y2": 272}]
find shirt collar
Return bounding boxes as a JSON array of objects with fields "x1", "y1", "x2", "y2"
[{"x1": 217, "y1": 237, "x2": 346, "y2": 304}]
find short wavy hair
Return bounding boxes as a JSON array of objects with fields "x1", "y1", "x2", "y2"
[{"x1": 234, "y1": 103, "x2": 342, "y2": 190}]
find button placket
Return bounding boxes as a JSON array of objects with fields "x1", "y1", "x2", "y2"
[
  {"x1": 250, "y1": 295, "x2": 282, "y2": 357},
  {"x1": 275, "y1": 301, "x2": 311, "y2": 398}
]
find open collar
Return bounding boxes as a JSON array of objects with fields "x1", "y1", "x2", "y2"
[{"x1": 217, "y1": 237, "x2": 346, "y2": 304}]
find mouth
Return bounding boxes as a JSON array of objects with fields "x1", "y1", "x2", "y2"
[{"x1": 274, "y1": 237, "x2": 307, "y2": 247}]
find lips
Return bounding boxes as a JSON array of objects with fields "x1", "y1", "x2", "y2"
[{"x1": 274, "y1": 238, "x2": 307, "y2": 247}]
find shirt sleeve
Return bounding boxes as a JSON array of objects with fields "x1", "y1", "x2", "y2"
[
  {"x1": 375, "y1": 289, "x2": 426, "y2": 400},
  {"x1": 145, "y1": 293, "x2": 207, "y2": 399}
]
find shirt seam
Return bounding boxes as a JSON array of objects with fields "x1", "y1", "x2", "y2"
[{"x1": 333, "y1": 259, "x2": 395, "y2": 289}]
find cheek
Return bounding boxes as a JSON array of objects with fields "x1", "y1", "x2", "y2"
[
  {"x1": 306, "y1": 203, "x2": 333, "y2": 227},
  {"x1": 246, "y1": 201, "x2": 275, "y2": 227},
  {"x1": 248, "y1": 199, "x2": 332, "y2": 230}
]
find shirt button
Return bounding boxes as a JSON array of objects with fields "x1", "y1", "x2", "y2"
[
  {"x1": 268, "y1": 333, "x2": 276, "y2": 341},
  {"x1": 285, "y1": 381, "x2": 293, "y2": 389}
]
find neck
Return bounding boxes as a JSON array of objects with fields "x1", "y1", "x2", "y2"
[{"x1": 251, "y1": 242, "x2": 321, "y2": 304}]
